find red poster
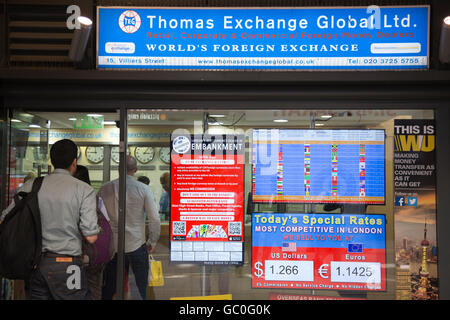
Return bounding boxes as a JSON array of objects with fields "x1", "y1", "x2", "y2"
[
  {"x1": 170, "y1": 134, "x2": 244, "y2": 265},
  {"x1": 8, "y1": 176, "x2": 25, "y2": 204}
]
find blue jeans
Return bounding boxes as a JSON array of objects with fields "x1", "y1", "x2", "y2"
[{"x1": 101, "y1": 244, "x2": 149, "y2": 300}]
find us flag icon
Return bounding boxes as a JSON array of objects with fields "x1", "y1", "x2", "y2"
[{"x1": 282, "y1": 242, "x2": 296, "y2": 252}]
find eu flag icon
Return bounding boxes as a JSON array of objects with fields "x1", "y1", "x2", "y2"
[{"x1": 348, "y1": 243, "x2": 363, "y2": 253}]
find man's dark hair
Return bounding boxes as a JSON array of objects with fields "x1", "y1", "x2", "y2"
[
  {"x1": 160, "y1": 172, "x2": 170, "y2": 193},
  {"x1": 137, "y1": 175, "x2": 150, "y2": 185},
  {"x1": 74, "y1": 165, "x2": 91, "y2": 185},
  {"x1": 50, "y1": 139, "x2": 78, "y2": 169}
]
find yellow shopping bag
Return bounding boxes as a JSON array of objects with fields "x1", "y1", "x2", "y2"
[{"x1": 148, "y1": 255, "x2": 164, "y2": 287}]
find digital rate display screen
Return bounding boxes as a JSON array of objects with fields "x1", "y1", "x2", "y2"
[{"x1": 252, "y1": 129, "x2": 385, "y2": 205}]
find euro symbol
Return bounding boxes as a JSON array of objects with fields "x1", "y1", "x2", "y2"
[
  {"x1": 318, "y1": 264, "x2": 329, "y2": 279},
  {"x1": 254, "y1": 261, "x2": 264, "y2": 279}
]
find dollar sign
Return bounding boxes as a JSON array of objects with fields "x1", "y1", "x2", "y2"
[{"x1": 254, "y1": 261, "x2": 264, "y2": 279}]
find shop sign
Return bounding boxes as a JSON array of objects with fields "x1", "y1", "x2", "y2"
[
  {"x1": 245, "y1": 110, "x2": 427, "y2": 122},
  {"x1": 251, "y1": 213, "x2": 387, "y2": 291},
  {"x1": 97, "y1": 6, "x2": 429, "y2": 70},
  {"x1": 393, "y1": 119, "x2": 438, "y2": 300},
  {"x1": 73, "y1": 115, "x2": 104, "y2": 129},
  {"x1": 28, "y1": 127, "x2": 172, "y2": 144},
  {"x1": 269, "y1": 293, "x2": 366, "y2": 300},
  {"x1": 127, "y1": 110, "x2": 167, "y2": 121},
  {"x1": 169, "y1": 134, "x2": 245, "y2": 265}
]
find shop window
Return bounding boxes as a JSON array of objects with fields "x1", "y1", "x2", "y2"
[
  {"x1": 127, "y1": 108, "x2": 437, "y2": 300},
  {"x1": 1, "y1": 108, "x2": 438, "y2": 300}
]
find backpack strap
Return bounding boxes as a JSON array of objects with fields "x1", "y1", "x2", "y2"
[
  {"x1": 11, "y1": 177, "x2": 45, "y2": 210},
  {"x1": 13, "y1": 192, "x2": 26, "y2": 205},
  {"x1": 30, "y1": 177, "x2": 44, "y2": 270},
  {"x1": 31, "y1": 176, "x2": 44, "y2": 194}
]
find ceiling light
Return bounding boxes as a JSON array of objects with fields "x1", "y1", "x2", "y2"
[
  {"x1": 77, "y1": 16, "x2": 92, "y2": 27},
  {"x1": 209, "y1": 114, "x2": 226, "y2": 118},
  {"x1": 103, "y1": 121, "x2": 117, "y2": 125},
  {"x1": 445, "y1": 16, "x2": 450, "y2": 26},
  {"x1": 321, "y1": 115, "x2": 332, "y2": 119},
  {"x1": 273, "y1": 119, "x2": 288, "y2": 123},
  {"x1": 69, "y1": 16, "x2": 93, "y2": 62},
  {"x1": 29, "y1": 124, "x2": 41, "y2": 128},
  {"x1": 11, "y1": 119, "x2": 21, "y2": 122},
  {"x1": 315, "y1": 123, "x2": 325, "y2": 126},
  {"x1": 439, "y1": 16, "x2": 450, "y2": 63},
  {"x1": 68, "y1": 117, "x2": 76, "y2": 121},
  {"x1": 87, "y1": 114, "x2": 102, "y2": 117}
]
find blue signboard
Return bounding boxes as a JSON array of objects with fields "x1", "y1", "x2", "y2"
[{"x1": 97, "y1": 6, "x2": 429, "y2": 70}]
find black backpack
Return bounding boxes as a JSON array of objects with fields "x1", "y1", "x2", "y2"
[{"x1": 0, "y1": 177, "x2": 44, "y2": 280}]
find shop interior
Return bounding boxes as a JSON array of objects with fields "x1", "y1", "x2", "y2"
[{"x1": 3, "y1": 108, "x2": 436, "y2": 300}]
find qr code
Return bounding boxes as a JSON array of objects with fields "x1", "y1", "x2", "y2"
[
  {"x1": 172, "y1": 221, "x2": 186, "y2": 235},
  {"x1": 228, "y1": 222, "x2": 242, "y2": 236}
]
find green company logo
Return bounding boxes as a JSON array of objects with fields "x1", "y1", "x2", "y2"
[{"x1": 73, "y1": 115, "x2": 104, "y2": 129}]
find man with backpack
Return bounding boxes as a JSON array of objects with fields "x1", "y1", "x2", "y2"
[{"x1": 0, "y1": 139, "x2": 99, "y2": 300}]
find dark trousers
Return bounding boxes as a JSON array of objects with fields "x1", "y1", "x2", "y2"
[
  {"x1": 29, "y1": 254, "x2": 91, "y2": 300},
  {"x1": 102, "y1": 244, "x2": 149, "y2": 300},
  {"x1": 86, "y1": 265, "x2": 104, "y2": 300}
]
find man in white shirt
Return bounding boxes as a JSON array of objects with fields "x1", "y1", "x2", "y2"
[{"x1": 99, "y1": 155, "x2": 160, "y2": 300}]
